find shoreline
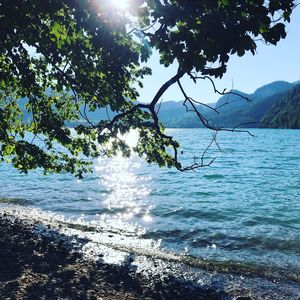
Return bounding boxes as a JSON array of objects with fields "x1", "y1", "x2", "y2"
[
  {"x1": 0, "y1": 215, "x2": 226, "y2": 299},
  {"x1": 0, "y1": 215, "x2": 299, "y2": 299}
]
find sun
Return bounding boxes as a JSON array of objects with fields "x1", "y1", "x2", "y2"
[{"x1": 110, "y1": 0, "x2": 129, "y2": 10}]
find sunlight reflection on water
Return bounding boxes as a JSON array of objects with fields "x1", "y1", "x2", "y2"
[
  {"x1": 0, "y1": 129, "x2": 299, "y2": 276},
  {"x1": 94, "y1": 130, "x2": 153, "y2": 225}
]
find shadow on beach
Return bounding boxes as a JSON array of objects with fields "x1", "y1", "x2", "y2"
[{"x1": 0, "y1": 216, "x2": 229, "y2": 300}]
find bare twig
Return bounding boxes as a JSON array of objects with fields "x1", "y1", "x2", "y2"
[
  {"x1": 178, "y1": 79, "x2": 255, "y2": 134},
  {"x1": 127, "y1": 20, "x2": 158, "y2": 35},
  {"x1": 188, "y1": 73, "x2": 252, "y2": 108}
]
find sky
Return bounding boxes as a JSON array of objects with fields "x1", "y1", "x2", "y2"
[{"x1": 137, "y1": 6, "x2": 300, "y2": 104}]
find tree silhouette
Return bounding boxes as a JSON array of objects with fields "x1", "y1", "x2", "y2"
[{"x1": 0, "y1": 0, "x2": 297, "y2": 177}]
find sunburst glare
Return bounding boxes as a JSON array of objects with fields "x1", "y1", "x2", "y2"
[{"x1": 110, "y1": 0, "x2": 130, "y2": 10}]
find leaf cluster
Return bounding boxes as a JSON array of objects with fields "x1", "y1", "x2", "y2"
[
  {"x1": 139, "y1": 0, "x2": 295, "y2": 77},
  {"x1": 0, "y1": 0, "x2": 296, "y2": 176}
]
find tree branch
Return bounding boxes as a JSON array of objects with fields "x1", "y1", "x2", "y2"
[{"x1": 150, "y1": 69, "x2": 185, "y2": 109}]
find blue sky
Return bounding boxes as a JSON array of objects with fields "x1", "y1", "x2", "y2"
[{"x1": 138, "y1": 6, "x2": 300, "y2": 104}]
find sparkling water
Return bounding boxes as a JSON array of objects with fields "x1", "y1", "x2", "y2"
[{"x1": 1, "y1": 128, "x2": 299, "y2": 281}]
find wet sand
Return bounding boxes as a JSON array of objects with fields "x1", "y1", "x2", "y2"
[{"x1": 0, "y1": 215, "x2": 299, "y2": 299}]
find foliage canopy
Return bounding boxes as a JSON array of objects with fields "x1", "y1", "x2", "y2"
[{"x1": 0, "y1": 0, "x2": 297, "y2": 177}]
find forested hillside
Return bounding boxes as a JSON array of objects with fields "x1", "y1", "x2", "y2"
[
  {"x1": 19, "y1": 80, "x2": 300, "y2": 129},
  {"x1": 157, "y1": 81, "x2": 297, "y2": 128},
  {"x1": 262, "y1": 84, "x2": 300, "y2": 128}
]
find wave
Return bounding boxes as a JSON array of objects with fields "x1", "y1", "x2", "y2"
[
  {"x1": 0, "y1": 197, "x2": 33, "y2": 206},
  {"x1": 0, "y1": 204, "x2": 299, "y2": 284}
]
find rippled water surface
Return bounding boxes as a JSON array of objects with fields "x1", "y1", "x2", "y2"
[{"x1": 1, "y1": 129, "x2": 300, "y2": 278}]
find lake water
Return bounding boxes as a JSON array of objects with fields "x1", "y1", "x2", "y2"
[{"x1": 0, "y1": 128, "x2": 300, "y2": 284}]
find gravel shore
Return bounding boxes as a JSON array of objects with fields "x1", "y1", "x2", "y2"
[
  {"x1": 0, "y1": 215, "x2": 299, "y2": 300},
  {"x1": 0, "y1": 216, "x2": 225, "y2": 299}
]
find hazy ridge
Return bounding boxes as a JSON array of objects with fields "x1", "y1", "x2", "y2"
[
  {"x1": 157, "y1": 80, "x2": 300, "y2": 128},
  {"x1": 17, "y1": 80, "x2": 300, "y2": 129}
]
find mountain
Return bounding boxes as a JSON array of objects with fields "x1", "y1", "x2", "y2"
[
  {"x1": 158, "y1": 80, "x2": 297, "y2": 128},
  {"x1": 157, "y1": 100, "x2": 212, "y2": 128},
  {"x1": 15, "y1": 80, "x2": 300, "y2": 129},
  {"x1": 208, "y1": 83, "x2": 295, "y2": 128},
  {"x1": 214, "y1": 90, "x2": 250, "y2": 111},
  {"x1": 261, "y1": 83, "x2": 300, "y2": 128},
  {"x1": 293, "y1": 80, "x2": 300, "y2": 86},
  {"x1": 157, "y1": 101, "x2": 188, "y2": 127},
  {"x1": 252, "y1": 81, "x2": 293, "y2": 99},
  {"x1": 17, "y1": 94, "x2": 115, "y2": 125}
]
